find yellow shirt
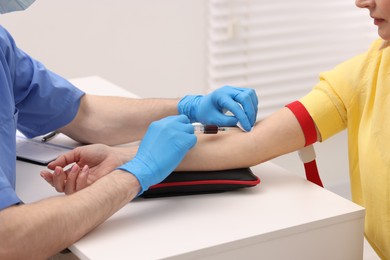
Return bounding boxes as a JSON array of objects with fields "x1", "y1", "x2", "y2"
[{"x1": 300, "y1": 39, "x2": 390, "y2": 259}]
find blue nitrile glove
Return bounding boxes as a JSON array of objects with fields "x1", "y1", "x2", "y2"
[
  {"x1": 178, "y1": 86, "x2": 258, "y2": 132},
  {"x1": 117, "y1": 115, "x2": 197, "y2": 195}
]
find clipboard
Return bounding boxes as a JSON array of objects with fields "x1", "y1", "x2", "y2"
[{"x1": 16, "y1": 134, "x2": 72, "y2": 166}]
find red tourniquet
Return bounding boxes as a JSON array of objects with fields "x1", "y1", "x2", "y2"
[
  {"x1": 286, "y1": 101, "x2": 323, "y2": 187},
  {"x1": 303, "y1": 159, "x2": 323, "y2": 187}
]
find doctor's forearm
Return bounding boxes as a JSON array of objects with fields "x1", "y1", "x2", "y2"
[
  {"x1": 0, "y1": 171, "x2": 139, "y2": 259},
  {"x1": 61, "y1": 95, "x2": 180, "y2": 145}
]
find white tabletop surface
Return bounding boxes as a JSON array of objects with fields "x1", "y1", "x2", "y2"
[{"x1": 15, "y1": 76, "x2": 365, "y2": 260}]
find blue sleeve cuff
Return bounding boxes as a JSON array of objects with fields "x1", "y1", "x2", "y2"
[{"x1": 0, "y1": 186, "x2": 22, "y2": 211}]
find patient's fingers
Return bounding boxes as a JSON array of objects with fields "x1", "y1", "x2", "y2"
[
  {"x1": 40, "y1": 164, "x2": 89, "y2": 195},
  {"x1": 64, "y1": 164, "x2": 80, "y2": 195},
  {"x1": 53, "y1": 166, "x2": 67, "y2": 192},
  {"x1": 47, "y1": 150, "x2": 78, "y2": 170},
  {"x1": 40, "y1": 170, "x2": 54, "y2": 186},
  {"x1": 75, "y1": 165, "x2": 89, "y2": 192}
]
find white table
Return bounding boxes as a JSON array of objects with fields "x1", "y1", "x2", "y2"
[{"x1": 16, "y1": 76, "x2": 365, "y2": 260}]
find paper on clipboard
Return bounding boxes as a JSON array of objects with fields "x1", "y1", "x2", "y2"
[{"x1": 16, "y1": 133, "x2": 72, "y2": 165}]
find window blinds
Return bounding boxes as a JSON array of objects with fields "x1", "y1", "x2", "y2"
[{"x1": 208, "y1": 0, "x2": 377, "y2": 119}]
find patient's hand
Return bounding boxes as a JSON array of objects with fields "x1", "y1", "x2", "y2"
[
  {"x1": 41, "y1": 164, "x2": 90, "y2": 194},
  {"x1": 40, "y1": 144, "x2": 137, "y2": 194}
]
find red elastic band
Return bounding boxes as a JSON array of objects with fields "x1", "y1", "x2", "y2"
[
  {"x1": 285, "y1": 101, "x2": 317, "y2": 146},
  {"x1": 304, "y1": 160, "x2": 323, "y2": 187},
  {"x1": 286, "y1": 101, "x2": 323, "y2": 187}
]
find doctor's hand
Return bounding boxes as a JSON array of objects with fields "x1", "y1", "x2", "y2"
[
  {"x1": 117, "y1": 115, "x2": 197, "y2": 195},
  {"x1": 178, "y1": 86, "x2": 258, "y2": 131},
  {"x1": 40, "y1": 144, "x2": 136, "y2": 194}
]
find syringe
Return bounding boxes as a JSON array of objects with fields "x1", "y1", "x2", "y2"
[{"x1": 192, "y1": 123, "x2": 229, "y2": 134}]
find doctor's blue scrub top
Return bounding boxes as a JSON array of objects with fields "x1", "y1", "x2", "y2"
[{"x1": 0, "y1": 25, "x2": 85, "y2": 210}]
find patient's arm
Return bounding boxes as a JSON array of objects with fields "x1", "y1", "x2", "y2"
[
  {"x1": 43, "y1": 107, "x2": 313, "y2": 194},
  {"x1": 177, "y1": 107, "x2": 310, "y2": 171}
]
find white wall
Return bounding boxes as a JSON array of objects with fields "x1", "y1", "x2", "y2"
[{"x1": 0, "y1": 0, "x2": 207, "y2": 98}]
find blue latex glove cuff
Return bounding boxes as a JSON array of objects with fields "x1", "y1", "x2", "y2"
[{"x1": 177, "y1": 95, "x2": 202, "y2": 123}]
